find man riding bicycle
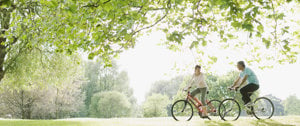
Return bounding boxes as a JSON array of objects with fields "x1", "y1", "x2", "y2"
[{"x1": 230, "y1": 61, "x2": 259, "y2": 107}]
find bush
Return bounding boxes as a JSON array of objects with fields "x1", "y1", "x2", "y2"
[
  {"x1": 143, "y1": 93, "x2": 170, "y2": 117},
  {"x1": 89, "y1": 91, "x2": 131, "y2": 118}
]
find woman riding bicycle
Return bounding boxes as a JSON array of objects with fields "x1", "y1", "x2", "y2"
[
  {"x1": 183, "y1": 65, "x2": 209, "y2": 118},
  {"x1": 230, "y1": 61, "x2": 259, "y2": 107}
]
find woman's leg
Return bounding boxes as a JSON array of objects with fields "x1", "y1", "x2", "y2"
[
  {"x1": 199, "y1": 87, "x2": 207, "y2": 106},
  {"x1": 199, "y1": 87, "x2": 208, "y2": 117},
  {"x1": 190, "y1": 88, "x2": 200, "y2": 97}
]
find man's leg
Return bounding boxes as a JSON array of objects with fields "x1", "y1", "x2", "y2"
[
  {"x1": 240, "y1": 85, "x2": 251, "y2": 105},
  {"x1": 246, "y1": 84, "x2": 259, "y2": 100},
  {"x1": 240, "y1": 84, "x2": 259, "y2": 105}
]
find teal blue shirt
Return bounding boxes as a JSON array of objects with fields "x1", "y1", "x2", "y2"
[{"x1": 239, "y1": 67, "x2": 259, "y2": 85}]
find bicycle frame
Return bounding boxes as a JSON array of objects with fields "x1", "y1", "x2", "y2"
[
  {"x1": 185, "y1": 91, "x2": 216, "y2": 113},
  {"x1": 220, "y1": 87, "x2": 274, "y2": 120},
  {"x1": 224, "y1": 88, "x2": 256, "y2": 116}
]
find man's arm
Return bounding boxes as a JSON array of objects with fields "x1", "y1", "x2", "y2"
[
  {"x1": 231, "y1": 76, "x2": 241, "y2": 88},
  {"x1": 234, "y1": 75, "x2": 248, "y2": 88}
]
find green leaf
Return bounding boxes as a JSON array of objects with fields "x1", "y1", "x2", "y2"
[
  {"x1": 189, "y1": 41, "x2": 199, "y2": 49},
  {"x1": 277, "y1": 13, "x2": 285, "y2": 20},
  {"x1": 166, "y1": 31, "x2": 184, "y2": 44},
  {"x1": 256, "y1": 32, "x2": 262, "y2": 37},
  {"x1": 208, "y1": 56, "x2": 218, "y2": 63},
  {"x1": 162, "y1": 28, "x2": 168, "y2": 33},
  {"x1": 231, "y1": 21, "x2": 241, "y2": 28},
  {"x1": 227, "y1": 34, "x2": 235, "y2": 39},
  {"x1": 202, "y1": 40, "x2": 207, "y2": 46},
  {"x1": 257, "y1": 24, "x2": 264, "y2": 33},
  {"x1": 242, "y1": 23, "x2": 254, "y2": 31},
  {"x1": 220, "y1": 30, "x2": 225, "y2": 38},
  {"x1": 88, "y1": 52, "x2": 96, "y2": 60},
  {"x1": 262, "y1": 38, "x2": 271, "y2": 49}
]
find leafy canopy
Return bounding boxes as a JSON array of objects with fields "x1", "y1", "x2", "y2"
[{"x1": 1, "y1": 0, "x2": 299, "y2": 68}]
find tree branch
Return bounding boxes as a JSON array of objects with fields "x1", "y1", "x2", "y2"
[
  {"x1": 82, "y1": 0, "x2": 112, "y2": 8},
  {"x1": 132, "y1": 0, "x2": 172, "y2": 35},
  {"x1": 103, "y1": 0, "x2": 111, "y2": 4}
]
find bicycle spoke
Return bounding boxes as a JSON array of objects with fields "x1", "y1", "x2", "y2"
[
  {"x1": 171, "y1": 100, "x2": 193, "y2": 121},
  {"x1": 253, "y1": 97, "x2": 274, "y2": 119},
  {"x1": 219, "y1": 99, "x2": 241, "y2": 121},
  {"x1": 207, "y1": 100, "x2": 222, "y2": 116}
]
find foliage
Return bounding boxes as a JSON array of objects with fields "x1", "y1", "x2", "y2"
[
  {"x1": 0, "y1": 0, "x2": 173, "y2": 83},
  {"x1": 81, "y1": 61, "x2": 136, "y2": 117},
  {"x1": 89, "y1": 91, "x2": 131, "y2": 118},
  {"x1": 162, "y1": 0, "x2": 300, "y2": 68},
  {"x1": 265, "y1": 94, "x2": 285, "y2": 116},
  {"x1": 1, "y1": 1, "x2": 299, "y2": 85},
  {"x1": 0, "y1": 51, "x2": 85, "y2": 119},
  {"x1": 283, "y1": 94, "x2": 300, "y2": 115},
  {"x1": 146, "y1": 75, "x2": 184, "y2": 100},
  {"x1": 142, "y1": 93, "x2": 170, "y2": 117}
]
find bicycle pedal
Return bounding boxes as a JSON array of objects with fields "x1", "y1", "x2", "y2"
[
  {"x1": 202, "y1": 116, "x2": 211, "y2": 120},
  {"x1": 246, "y1": 110, "x2": 253, "y2": 115},
  {"x1": 207, "y1": 116, "x2": 211, "y2": 120}
]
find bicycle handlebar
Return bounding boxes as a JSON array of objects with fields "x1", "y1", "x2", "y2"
[{"x1": 228, "y1": 87, "x2": 239, "y2": 91}]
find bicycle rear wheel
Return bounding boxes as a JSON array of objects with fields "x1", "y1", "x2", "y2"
[
  {"x1": 252, "y1": 97, "x2": 274, "y2": 120},
  {"x1": 171, "y1": 100, "x2": 193, "y2": 121},
  {"x1": 207, "y1": 100, "x2": 223, "y2": 117},
  {"x1": 219, "y1": 98, "x2": 241, "y2": 121}
]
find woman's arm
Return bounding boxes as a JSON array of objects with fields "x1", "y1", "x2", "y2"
[{"x1": 184, "y1": 74, "x2": 194, "y2": 90}]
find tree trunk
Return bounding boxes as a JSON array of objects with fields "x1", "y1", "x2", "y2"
[
  {"x1": 55, "y1": 88, "x2": 59, "y2": 119},
  {"x1": 20, "y1": 90, "x2": 25, "y2": 119},
  {"x1": 0, "y1": 8, "x2": 10, "y2": 81}
]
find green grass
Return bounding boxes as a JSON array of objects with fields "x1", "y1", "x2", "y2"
[{"x1": 0, "y1": 116, "x2": 299, "y2": 126}]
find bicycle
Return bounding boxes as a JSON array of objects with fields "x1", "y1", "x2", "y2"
[
  {"x1": 171, "y1": 90, "x2": 223, "y2": 121},
  {"x1": 218, "y1": 87, "x2": 274, "y2": 121}
]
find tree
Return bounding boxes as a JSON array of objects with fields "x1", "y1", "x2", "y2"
[
  {"x1": 143, "y1": 93, "x2": 170, "y2": 117},
  {"x1": 89, "y1": 91, "x2": 131, "y2": 118},
  {"x1": 265, "y1": 94, "x2": 284, "y2": 116},
  {"x1": 0, "y1": 88, "x2": 40, "y2": 119},
  {"x1": 0, "y1": 0, "x2": 173, "y2": 83},
  {"x1": 146, "y1": 75, "x2": 184, "y2": 100},
  {"x1": 283, "y1": 94, "x2": 300, "y2": 115},
  {"x1": 81, "y1": 61, "x2": 136, "y2": 117},
  {"x1": 162, "y1": 0, "x2": 300, "y2": 68},
  {"x1": 1, "y1": 1, "x2": 299, "y2": 85},
  {"x1": 0, "y1": 50, "x2": 85, "y2": 119}
]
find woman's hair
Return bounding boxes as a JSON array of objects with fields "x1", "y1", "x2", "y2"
[
  {"x1": 237, "y1": 61, "x2": 245, "y2": 68},
  {"x1": 195, "y1": 65, "x2": 201, "y2": 69}
]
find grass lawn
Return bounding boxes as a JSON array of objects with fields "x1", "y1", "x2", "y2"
[{"x1": 0, "y1": 116, "x2": 299, "y2": 126}]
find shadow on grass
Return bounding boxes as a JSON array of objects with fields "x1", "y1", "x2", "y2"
[
  {"x1": 251, "y1": 119, "x2": 296, "y2": 126},
  {"x1": 204, "y1": 120, "x2": 233, "y2": 126}
]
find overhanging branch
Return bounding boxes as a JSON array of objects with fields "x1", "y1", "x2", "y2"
[{"x1": 132, "y1": 0, "x2": 172, "y2": 35}]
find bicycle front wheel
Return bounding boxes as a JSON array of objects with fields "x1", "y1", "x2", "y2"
[
  {"x1": 207, "y1": 100, "x2": 223, "y2": 117},
  {"x1": 252, "y1": 97, "x2": 274, "y2": 120},
  {"x1": 171, "y1": 100, "x2": 193, "y2": 121},
  {"x1": 219, "y1": 98, "x2": 241, "y2": 121}
]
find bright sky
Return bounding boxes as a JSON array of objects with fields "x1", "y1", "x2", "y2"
[{"x1": 117, "y1": 31, "x2": 300, "y2": 104}]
